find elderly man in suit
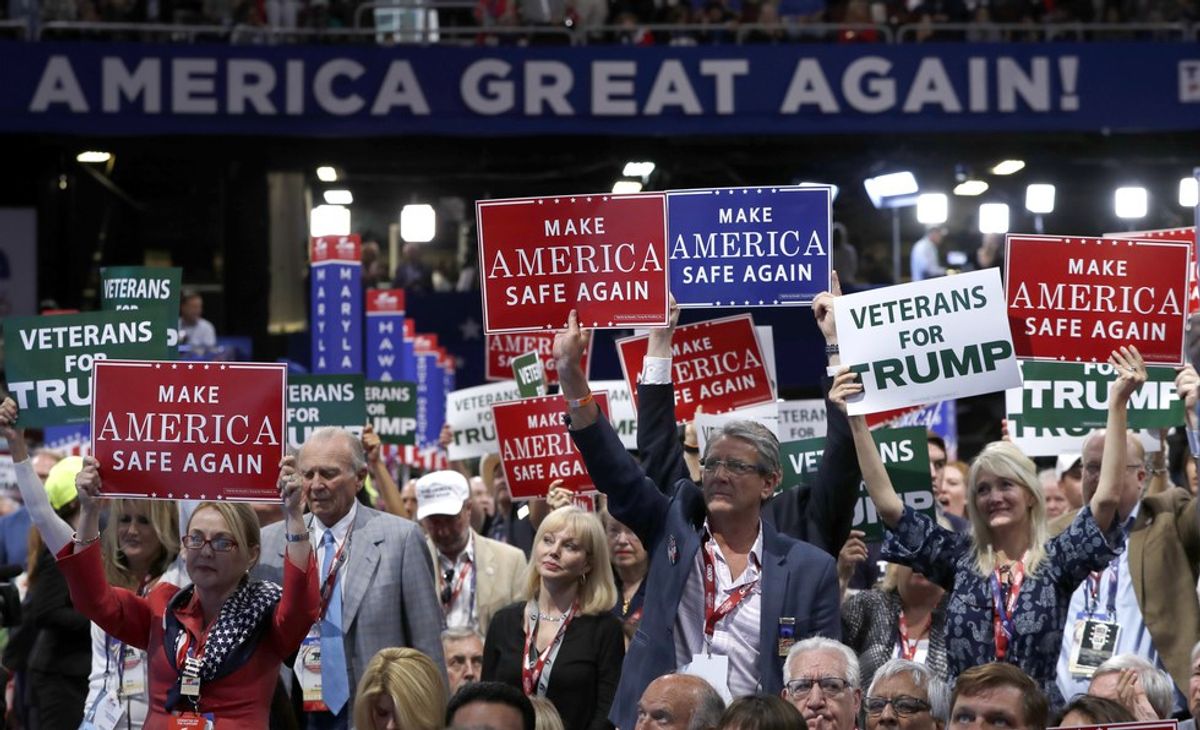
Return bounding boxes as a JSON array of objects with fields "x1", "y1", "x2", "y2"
[
  {"x1": 554, "y1": 309, "x2": 840, "y2": 730},
  {"x1": 416, "y1": 469, "x2": 527, "y2": 635},
  {"x1": 1054, "y1": 365, "x2": 1200, "y2": 711},
  {"x1": 255, "y1": 427, "x2": 445, "y2": 730}
]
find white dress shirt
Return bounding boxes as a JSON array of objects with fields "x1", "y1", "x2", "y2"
[
  {"x1": 675, "y1": 521, "x2": 765, "y2": 698},
  {"x1": 311, "y1": 501, "x2": 358, "y2": 598}
]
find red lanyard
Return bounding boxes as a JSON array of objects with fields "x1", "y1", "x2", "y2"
[
  {"x1": 990, "y1": 558, "x2": 1026, "y2": 661},
  {"x1": 896, "y1": 612, "x2": 928, "y2": 661},
  {"x1": 701, "y1": 532, "x2": 759, "y2": 641},
  {"x1": 521, "y1": 602, "x2": 576, "y2": 696},
  {"x1": 318, "y1": 524, "x2": 353, "y2": 619},
  {"x1": 442, "y1": 559, "x2": 474, "y2": 610}
]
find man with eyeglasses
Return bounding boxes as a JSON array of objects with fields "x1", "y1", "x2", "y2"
[
  {"x1": 254, "y1": 426, "x2": 445, "y2": 730},
  {"x1": 416, "y1": 469, "x2": 526, "y2": 635},
  {"x1": 1053, "y1": 369, "x2": 1200, "y2": 715},
  {"x1": 862, "y1": 658, "x2": 949, "y2": 730},
  {"x1": 554, "y1": 308, "x2": 841, "y2": 730},
  {"x1": 949, "y1": 663, "x2": 1047, "y2": 730},
  {"x1": 782, "y1": 637, "x2": 861, "y2": 730}
]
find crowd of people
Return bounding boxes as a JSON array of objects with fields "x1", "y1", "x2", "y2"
[
  {"x1": 15, "y1": 0, "x2": 1192, "y2": 44},
  {"x1": 1, "y1": 278, "x2": 1199, "y2": 730}
]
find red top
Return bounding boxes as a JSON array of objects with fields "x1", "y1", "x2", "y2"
[{"x1": 58, "y1": 543, "x2": 319, "y2": 730}]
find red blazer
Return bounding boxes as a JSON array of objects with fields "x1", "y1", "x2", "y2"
[{"x1": 58, "y1": 543, "x2": 319, "y2": 730}]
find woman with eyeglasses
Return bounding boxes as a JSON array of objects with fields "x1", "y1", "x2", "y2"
[
  {"x1": 830, "y1": 346, "x2": 1144, "y2": 706},
  {"x1": 51, "y1": 449, "x2": 319, "y2": 729},
  {"x1": 862, "y1": 659, "x2": 950, "y2": 730},
  {"x1": 483, "y1": 507, "x2": 624, "y2": 730}
]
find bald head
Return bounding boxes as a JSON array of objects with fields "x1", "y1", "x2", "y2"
[
  {"x1": 1080, "y1": 429, "x2": 1145, "y2": 516},
  {"x1": 635, "y1": 675, "x2": 725, "y2": 730}
]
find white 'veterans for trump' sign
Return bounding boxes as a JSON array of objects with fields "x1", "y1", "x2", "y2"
[{"x1": 834, "y1": 268, "x2": 1021, "y2": 415}]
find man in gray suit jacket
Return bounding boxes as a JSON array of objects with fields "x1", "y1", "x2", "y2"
[{"x1": 255, "y1": 427, "x2": 445, "y2": 730}]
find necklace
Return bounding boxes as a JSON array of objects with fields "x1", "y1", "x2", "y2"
[{"x1": 538, "y1": 611, "x2": 568, "y2": 622}]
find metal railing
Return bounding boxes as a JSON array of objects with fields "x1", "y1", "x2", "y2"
[{"x1": 21, "y1": 16, "x2": 1198, "y2": 44}]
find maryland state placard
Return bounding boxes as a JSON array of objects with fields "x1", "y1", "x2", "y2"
[
  {"x1": 477, "y1": 193, "x2": 669, "y2": 333},
  {"x1": 1006, "y1": 234, "x2": 1190, "y2": 365},
  {"x1": 91, "y1": 360, "x2": 287, "y2": 502}
]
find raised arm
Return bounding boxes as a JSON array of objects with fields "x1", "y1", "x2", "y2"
[
  {"x1": 1091, "y1": 347, "x2": 1147, "y2": 529},
  {"x1": 795, "y1": 273, "x2": 861, "y2": 553},
  {"x1": 0, "y1": 398, "x2": 73, "y2": 553},
  {"x1": 364, "y1": 423, "x2": 405, "y2": 516},
  {"x1": 829, "y1": 370, "x2": 905, "y2": 528},
  {"x1": 636, "y1": 296, "x2": 692, "y2": 493},
  {"x1": 555, "y1": 310, "x2": 669, "y2": 545}
]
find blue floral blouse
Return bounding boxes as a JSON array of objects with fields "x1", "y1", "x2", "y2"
[{"x1": 881, "y1": 506, "x2": 1124, "y2": 706}]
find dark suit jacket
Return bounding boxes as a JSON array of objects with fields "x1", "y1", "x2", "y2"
[
  {"x1": 483, "y1": 602, "x2": 624, "y2": 730},
  {"x1": 636, "y1": 381, "x2": 859, "y2": 557},
  {"x1": 1049, "y1": 487, "x2": 1200, "y2": 692},
  {"x1": 572, "y1": 414, "x2": 841, "y2": 730}
]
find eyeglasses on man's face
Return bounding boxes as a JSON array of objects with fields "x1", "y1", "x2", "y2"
[
  {"x1": 785, "y1": 677, "x2": 851, "y2": 698},
  {"x1": 701, "y1": 458, "x2": 766, "y2": 476},
  {"x1": 864, "y1": 695, "x2": 932, "y2": 716}
]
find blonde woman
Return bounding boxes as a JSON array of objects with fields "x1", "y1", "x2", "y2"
[
  {"x1": 353, "y1": 647, "x2": 447, "y2": 730},
  {"x1": 830, "y1": 346, "x2": 1143, "y2": 706},
  {"x1": 483, "y1": 507, "x2": 625, "y2": 730},
  {"x1": 84, "y1": 499, "x2": 182, "y2": 728}
]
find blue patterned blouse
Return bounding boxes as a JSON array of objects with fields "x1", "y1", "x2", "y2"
[{"x1": 881, "y1": 506, "x2": 1124, "y2": 706}]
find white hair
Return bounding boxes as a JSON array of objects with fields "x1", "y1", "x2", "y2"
[
  {"x1": 868, "y1": 658, "x2": 950, "y2": 724},
  {"x1": 1093, "y1": 654, "x2": 1174, "y2": 719},
  {"x1": 783, "y1": 637, "x2": 860, "y2": 688}
]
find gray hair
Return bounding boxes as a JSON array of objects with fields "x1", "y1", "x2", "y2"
[
  {"x1": 702, "y1": 420, "x2": 781, "y2": 474},
  {"x1": 685, "y1": 676, "x2": 727, "y2": 730},
  {"x1": 783, "y1": 637, "x2": 860, "y2": 688},
  {"x1": 1093, "y1": 654, "x2": 1174, "y2": 719},
  {"x1": 442, "y1": 627, "x2": 485, "y2": 645},
  {"x1": 300, "y1": 427, "x2": 367, "y2": 473},
  {"x1": 868, "y1": 658, "x2": 950, "y2": 724}
]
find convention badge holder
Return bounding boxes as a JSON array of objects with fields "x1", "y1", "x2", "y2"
[
  {"x1": 682, "y1": 652, "x2": 732, "y2": 704},
  {"x1": 168, "y1": 713, "x2": 214, "y2": 730},
  {"x1": 295, "y1": 626, "x2": 330, "y2": 713},
  {"x1": 777, "y1": 617, "x2": 796, "y2": 657},
  {"x1": 1068, "y1": 614, "x2": 1121, "y2": 677},
  {"x1": 80, "y1": 689, "x2": 125, "y2": 730},
  {"x1": 121, "y1": 645, "x2": 147, "y2": 697}
]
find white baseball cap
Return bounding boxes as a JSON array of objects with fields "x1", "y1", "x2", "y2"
[
  {"x1": 416, "y1": 470, "x2": 470, "y2": 521},
  {"x1": 1055, "y1": 453, "x2": 1082, "y2": 482}
]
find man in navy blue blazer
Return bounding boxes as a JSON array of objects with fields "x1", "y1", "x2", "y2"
[{"x1": 554, "y1": 310, "x2": 841, "y2": 730}]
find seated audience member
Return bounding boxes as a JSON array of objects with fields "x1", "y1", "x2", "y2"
[
  {"x1": 1086, "y1": 654, "x2": 1174, "y2": 721},
  {"x1": 1052, "y1": 695, "x2": 1135, "y2": 727},
  {"x1": 717, "y1": 695, "x2": 805, "y2": 730},
  {"x1": 634, "y1": 674, "x2": 726, "y2": 730},
  {"x1": 949, "y1": 663, "x2": 1048, "y2": 730},
  {"x1": 864, "y1": 659, "x2": 950, "y2": 730},
  {"x1": 842, "y1": 562, "x2": 949, "y2": 688},
  {"x1": 352, "y1": 647, "x2": 447, "y2": 730},
  {"x1": 482, "y1": 507, "x2": 624, "y2": 730},
  {"x1": 447, "y1": 681, "x2": 536, "y2": 730},
  {"x1": 530, "y1": 695, "x2": 566, "y2": 730},
  {"x1": 554, "y1": 309, "x2": 840, "y2": 729},
  {"x1": 417, "y1": 469, "x2": 526, "y2": 634},
  {"x1": 781, "y1": 637, "x2": 862, "y2": 730},
  {"x1": 444, "y1": 627, "x2": 486, "y2": 694},
  {"x1": 835, "y1": 348, "x2": 1143, "y2": 705}
]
